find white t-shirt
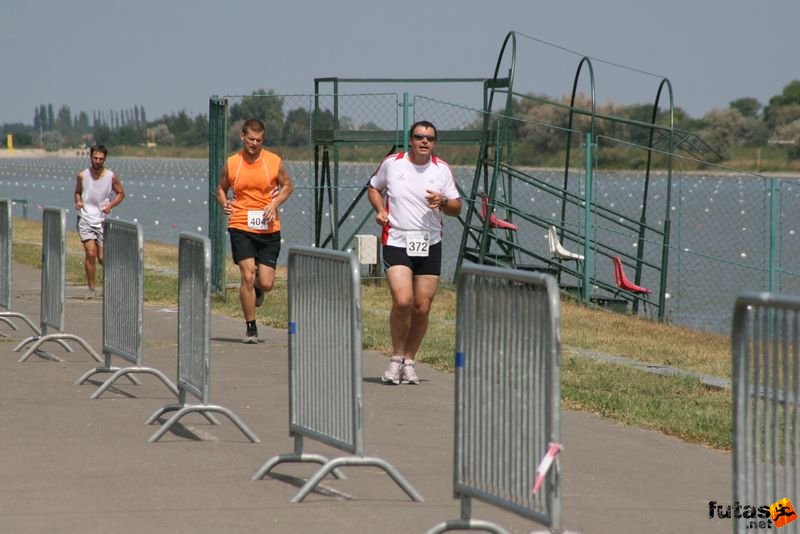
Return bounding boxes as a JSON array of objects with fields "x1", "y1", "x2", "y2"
[
  {"x1": 369, "y1": 152, "x2": 459, "y2": 247},
  {"x1": 78, "y1": 168, "x2": 115, "y2": 226}
]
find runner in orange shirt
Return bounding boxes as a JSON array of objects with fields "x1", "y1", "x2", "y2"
[{"x1": 215, "y1": 119, "x2": 294, "y2": 343}]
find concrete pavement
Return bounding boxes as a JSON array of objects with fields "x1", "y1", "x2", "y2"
[{"x1": 0, "y1": 261, "x2": 733, "y2": 533}]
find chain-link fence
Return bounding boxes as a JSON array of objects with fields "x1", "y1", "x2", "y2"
[
  {"x1": 207, "y1": 91, "x2": 485, "y2": 293},
  {"x1": 1, "y1": 91, "x2": 798, "y2": 334},
  {"x1": 203, "y1": 93, "x2": 800, "y2": 331}
]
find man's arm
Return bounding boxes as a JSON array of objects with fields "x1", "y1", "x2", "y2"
[
  {"x1": 104, "y1": 174, "x2": 125, "y2": 213},
  {"x1": 270, "y1": 163, "x2": 294, "y2": 208},
  {"x1": 263, "y1": 162, "x2": 294, "y2": 223},
  {"x1": 74, "y1": 173, "x2": 84, "y2": 211},
  {"x1": 368, "y1": 185, "x2": 388, "y2": 226},
  {"x1": 440, "y1": 196, "x2": 462, "y2": 216},
  {"x1": 215, "y1": 163, "x2": 232, "y2": 216}
]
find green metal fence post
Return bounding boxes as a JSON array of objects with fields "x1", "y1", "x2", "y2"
[
  {"x1": 583, "y1": 132, "x2": 592, "y2": 304},
  {"x1": 208, "y1": 96, "x2": 228, "y2": 296}
]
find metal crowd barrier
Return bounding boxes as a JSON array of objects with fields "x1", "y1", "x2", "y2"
[
  {"x1": 11, "y1": 198, "x2": 28, "y2": 219},
  {"x1": 251, "y1": 245, "x2": 423, "y2": 503},
  {"x1": 732, "y1": 293, "x2": 800, "y2": 533},
  {"x1": 429, "y1": 262, "x2": 563, "y2": 534},
  {"x1": 75, "y1": 219, "x2": 177, "y2": 399},
  {"x1": 0, "y1": 198, "x2": 39, "y2": 337},
  {"x1": 146, "y1": 233, "x2": 259, "y2": 443},
  {"x1": 16, "y1": 207, "x2": 99, "y2": 362}
]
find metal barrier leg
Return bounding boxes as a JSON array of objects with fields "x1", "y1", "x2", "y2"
[
  {"x1": 0, "y1": 318, "x2": 18, "y2": 338},
  {"x1": 19, "y1": 333, "x2": 100, "y2": 363},
  {"x1": 148, "y1": 404, "x2": 259, "y2": 443},
  {"x1": 428, "y1": 498, "x2": 510, "y2": 534},
  {"x1": 146, "y1": 403, "x2": 220, "y2": 426},
  {"x1": 75, "y1": 366, "x2": 142, "y2": 386},
  {"x1": 251, "y1": 454, "x2": 347, "y2": 482},
  {"x1": 252, "y1": 435, "x2": 347, "y2": 481},
  {"x1": 14, "y1": 333, "x2": 72, "y2": 352},
  {"x1": 89, "y1": 367, "x2": 178, "y2": 399},
  {"x1": 0, "y1": 316, "x2": 19, "y2": 332},
  {"x1": 291, "y1": 456, "x2": 424, "y2": 503},
  {"x1": 17, "y1": 335, "x2": 76, "y2": 362},
  {"x1": 0, "y1": 312, "x2": 40, "y2": 335}
]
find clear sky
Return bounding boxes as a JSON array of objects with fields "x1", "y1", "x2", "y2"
[{"x1": 2, "y1": 0, "x2": 798, "y2": 125}]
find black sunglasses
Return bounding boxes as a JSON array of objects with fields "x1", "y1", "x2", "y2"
[{"x1": 412, "y1": 134, "x2": 436, "y2": 142}]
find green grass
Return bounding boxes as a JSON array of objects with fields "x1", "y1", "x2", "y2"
[
  {"x1": 10, "y1": 217, "x2": 734, "y2": 450},
  {"x1": 562, "y1": 352, "x2": 731, "y2": 449}
]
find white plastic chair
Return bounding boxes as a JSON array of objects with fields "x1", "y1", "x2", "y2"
[{"x1": 548, "y1": 225, "x2": 584, "y2": 262}]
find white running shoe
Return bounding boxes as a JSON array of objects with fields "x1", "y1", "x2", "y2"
[
  {"x1": 381, "y1": 356, "x2": 404, "y2": 385},
  {"x1": 401, "y1": 359, "x2": 420, "y2": 385}
]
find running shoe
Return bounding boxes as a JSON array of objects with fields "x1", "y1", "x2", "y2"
[
  {"x1": 85, "y1": 288, "x2": 97, "y2": 300},
  {"x1": 243, "y1": 325, "x2": 258, "y2": 344},
  {"x1": 381, "y1": 356, "x2": 404, "y2": 385},
  {"x1": 401, "y1": 359, "x2": 420, "y2": 385}
]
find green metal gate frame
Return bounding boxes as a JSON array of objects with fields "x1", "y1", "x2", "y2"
[
  {"x1": 207, "y1": 31, "x2": 728, "y2": 323},
  {"x1": 455, "y1": 30, "x2": 722, "y2": 320},
  {"x1": 311, "y1": 77, "x2": 488, "y2": 253}
]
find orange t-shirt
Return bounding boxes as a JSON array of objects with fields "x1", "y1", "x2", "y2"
[{"x1": 226, "y1": 149, "x2": 282, "y2": 234}]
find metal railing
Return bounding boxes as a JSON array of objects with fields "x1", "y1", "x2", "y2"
[
  {"x1": 732, "y1": 292, "x2": 800, "y2": 533},
  {"x1": 16, "y1": 207, "x2": 98, "y2": 362},
  {"x1": 251, "y1": 245, "x2": 423, "y2": 503},
  {"x1": 430, "y1": 262, "x2": 562, "y2": 534},
  {"x1": 76, "y1": 219, "x2": 177, "y2": 398},
  {"x1": 0, "y1": 198, "x2": 39, "y2": 337},
  {"x1": 147, "y1": 232, "x2": 259, "y2": 443}
]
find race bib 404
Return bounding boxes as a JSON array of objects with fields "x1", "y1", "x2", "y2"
[{"x1": 247, "y1": 210, "x2": 267, "y2": 230}]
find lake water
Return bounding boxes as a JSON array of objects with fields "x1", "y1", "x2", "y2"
[{"x1": 2, "y1": 156, "x2": 799, "y2": 335}]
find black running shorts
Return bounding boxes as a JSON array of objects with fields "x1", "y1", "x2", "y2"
[
  {"x1": 382, "y1": 242, "x2": 442, "y2": 276},
  {"x1": 228, "y1": 228, "x2": 281, "y2": 268}
]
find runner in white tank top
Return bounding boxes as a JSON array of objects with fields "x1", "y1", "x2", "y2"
[{"x1": 73, "y1": 144, "x2": 125, "y2": 299}]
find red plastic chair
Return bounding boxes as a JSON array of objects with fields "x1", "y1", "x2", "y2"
[
  {"x1": 612, "y1": 256, "x2": 651, "y2": 295},
  {"x1": 480, "y1": 194, "x2": 519, "y2": 231}
]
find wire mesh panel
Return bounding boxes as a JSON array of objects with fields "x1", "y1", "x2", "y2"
[
  {"x1": 102, "y1": 219, "x2": 143, "y2": 365},
  {"x1": 732, "y1": 292, "x2": 800, "y2": 533},
  {"x1": 288, "y1": 245, "x2": 362, "y2": 453},
  {"x1": 254, "y1": 245, "x2": 421, "y2": 502},
  {"x1": 40, "y1": 207, "x2": 66, "y2": 331},
  {"x1": 0, "y1": 199, "x2": 10, "y2": 311},
  {"x1": 442, "y1": 262, "x2": 561, "y2": 532},
  {"x1": 146, "y1": 232, "x2": 258, "y2": 443},
  {"x1": 178, "y1": 232, "x2": 211, "y2": 402},
  {"x1": 16, "y1": 206, "x2": 100, "y2": 363}
]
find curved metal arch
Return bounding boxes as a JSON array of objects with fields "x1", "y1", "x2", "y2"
[
  {"x1": 455, "y1": 31, "x2": 520, "y2": 276},
  {"x1": 639, "y1": 76, "x2": 674, "y2": 318},
  {"x1": 568, "y1": 56, "x2": 598, "y2": 139},
  {"x1": 560, "y1": 56, "x2": 597, "y2": 236},
  {"x1": 485, "y1": 30, "x2": 518, "y2": 193},
  {"x1": 488, "y1": 30, "x2": 517, "y2": 114}
]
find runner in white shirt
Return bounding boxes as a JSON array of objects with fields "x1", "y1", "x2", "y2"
[
  {"x1": 368, "y1": 121, "x2": 462, "y2": 385},
  {"x1": 73, "y1": 144, "x2": 125, "y2": 299}
]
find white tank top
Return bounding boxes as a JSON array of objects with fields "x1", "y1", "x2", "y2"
[{"x1": 79, "y1": 168, "x2": 114, "y2": 225}]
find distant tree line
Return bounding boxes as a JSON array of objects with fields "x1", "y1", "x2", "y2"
[
  {"x1": 1, "y1": 103, "x2": 206, "y2": 152},
  {"x1": 2, "y1": 81, "x2": 798, "y2": 161}
]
